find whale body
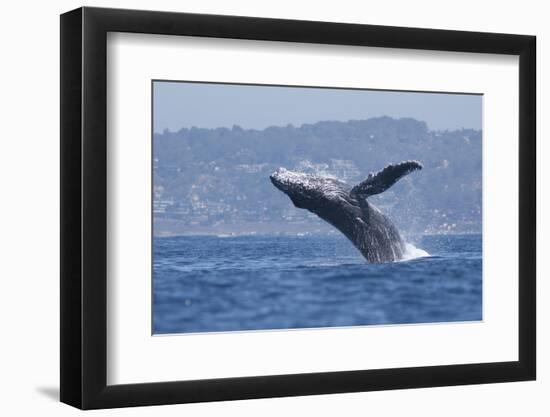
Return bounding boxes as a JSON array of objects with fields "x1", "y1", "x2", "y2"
[{"x1": 270, "y1": 160, "x2": 422, "y2": 263}]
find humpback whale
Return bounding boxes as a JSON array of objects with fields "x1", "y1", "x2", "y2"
[{"x1": 270, "y1": 160, "x2": 422, "y2": 263}]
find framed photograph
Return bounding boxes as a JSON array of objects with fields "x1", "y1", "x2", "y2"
[{"x1": 60, "y1": 6, "x2": 536, "y2": 409}]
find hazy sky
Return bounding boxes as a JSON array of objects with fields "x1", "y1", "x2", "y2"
[{"x1": 153, "y1": 81, "x2": 482, "y2": 133}]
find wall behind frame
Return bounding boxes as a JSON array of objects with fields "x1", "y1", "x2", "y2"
[{"x1": 0, "y1": 0, "x2": 545, "y2": 416}]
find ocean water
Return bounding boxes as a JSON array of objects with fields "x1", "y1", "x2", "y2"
[{"x1": 153, "y1": 234, "x2": 482, "y2": 334}]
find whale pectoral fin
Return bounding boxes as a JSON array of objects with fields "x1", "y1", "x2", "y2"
[{"x1": 351, "y1": 160, "x2": 422, "y2": 198}]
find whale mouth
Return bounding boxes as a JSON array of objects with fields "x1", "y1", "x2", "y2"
[
  {"x1": 270, "y1": 168, "x2": 311, "y2": 208},
  {"x1": 269, "y1": 168, "x2": 292, "y2": 192},
  {"x1": 269, "y1": 172, "x2": 282, "y2": 188}
]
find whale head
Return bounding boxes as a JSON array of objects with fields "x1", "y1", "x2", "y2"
[{"x1": 270, "y1": 168, "x2": 349, "y2": 211}]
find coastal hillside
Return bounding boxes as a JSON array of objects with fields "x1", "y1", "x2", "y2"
[{"x1": 153, "y1": 116, "x2": 482, "y2": 236}]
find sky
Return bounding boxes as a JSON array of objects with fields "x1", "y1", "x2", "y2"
[{"x1": 153, "y1": 81, "x2": 482, "y2": 133}]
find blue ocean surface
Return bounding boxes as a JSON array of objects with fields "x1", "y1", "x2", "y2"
[{"x1": 153, "y1": 234, "x2": 482, "y2": 334}]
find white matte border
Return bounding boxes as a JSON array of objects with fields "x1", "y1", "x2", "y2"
[{"x1": 107, "y1": 33, "x2": 518, "y2": 385}]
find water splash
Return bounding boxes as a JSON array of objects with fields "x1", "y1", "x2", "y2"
[{"x1": 401, "y1": 242, "x2": 430, "y2": 261}]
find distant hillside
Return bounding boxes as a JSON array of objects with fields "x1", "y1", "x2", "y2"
[{"x1": 153, "y1": 116, "x2": 482, "y2": 236}]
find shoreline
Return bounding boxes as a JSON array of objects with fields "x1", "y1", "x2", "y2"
[
  {"x1": 153, "y1": 218, "x2": 481, "y2": 238},
  {"x1": 153, "y1": 231, "x2": 483, "y2": 238}
]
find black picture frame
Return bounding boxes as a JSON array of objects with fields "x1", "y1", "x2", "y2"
[{"x1": 60, "y1": 6, "x2": 536, "y2": 410}]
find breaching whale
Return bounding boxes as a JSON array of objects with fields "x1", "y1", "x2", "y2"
[{"x1": 270, "y1": 160, "x2": 422, "y2": 263}]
